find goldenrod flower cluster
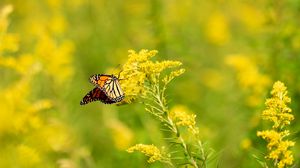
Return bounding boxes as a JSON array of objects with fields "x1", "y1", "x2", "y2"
[
  {"x1": 162, "y1": 68, "x2": 186, "y2": 85},
  {"x1": 261, "y1": 81, "x2": 294, "y2": 129},
  {"x1": 122, "y1": 50, "x2": 207, "y2": 167},
  {"x1": 257, "y1": 81, "x2": 295, "y2": 168},
  {"x1": 170, "y1": 105, "x2": 199, "y2": 135},
  {"x1": 127, "y1": 144, "x2": 163, "y2": 163},
  {"x1": 119, "y1": 49, "x2": 184, "y2": 103}
]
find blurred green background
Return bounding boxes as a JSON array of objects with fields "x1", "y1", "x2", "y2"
[{"x1": 0, "y1": 0, "x2": 299, "y2": 167}]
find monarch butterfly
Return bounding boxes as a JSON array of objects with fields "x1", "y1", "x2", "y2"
[{"x1": 80, "y1": 74, "x2": 124, "y2": 105}]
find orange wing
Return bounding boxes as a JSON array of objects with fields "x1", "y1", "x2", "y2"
[{"x1": 89, "y1": 74, "x2": 112, "y2": 88}]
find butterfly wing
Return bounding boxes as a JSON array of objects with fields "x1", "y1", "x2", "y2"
[
  {"x1": 89, "y1": 74, "x2": 112, "y2": 88},
  {"x1": 80, "y1": 87, "x2": 115, "y2": 105},
  {"x1": 103, "y1": 78, "x2": 125, "y2": 102},
  {"x1": 85, "y1": 74, "x2": 124, "y2": 104}
]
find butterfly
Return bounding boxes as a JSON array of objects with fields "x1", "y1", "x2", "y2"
[{"x1": 80, "y1": 74, "x2": 125, "y2": 105}]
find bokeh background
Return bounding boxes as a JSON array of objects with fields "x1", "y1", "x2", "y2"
[{"x1": 0, "y1": 0, "x2": 299, "y2": 167}]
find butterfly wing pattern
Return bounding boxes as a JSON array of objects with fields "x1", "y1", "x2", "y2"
[
  {"x1": 102, "y1": 75, "x2": 125, "y2": 102},
  {"x1": 80, "y1": 87, "x2": 115, "y2": 105},
  {"x1": 80, "y1": 74, "x2": 125, "y2": 105},
  {"x1": 89, "y1": 74, "x2": 111, "y2": 88}
]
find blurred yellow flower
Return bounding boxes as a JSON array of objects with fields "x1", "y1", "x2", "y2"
[
  {"x1": 257, "y1": 81, "x2": 295, "y2": 168},
  {"x1": 0, "y1": 101, "x2": 14, "y2": 134},
  {"x1": 35, "y1": 34, "x2": 74, "y2": 85},
  {"x1": 127, "y1": 144, "x2": 163, "y2": 163},
  {"x1": 201, "y1": 69, "x2": 224, "y2": 90},
  {"x1": 0, "y1": 54, "x2": 40, "y2": 75},
  {"x1": 236, "y1": 4, "x2": 265, "y2": 33},
  {"x1": 44, "y1": 122, "x2": 74, "y2": 152},
  {"x1": 0, "y1": 5, "x2": 18, "y2": 54},
  {"x1": 0, "y1": 33, "x2": 19, "y2": 52},
  {"x1": 17, "y1": 144, "x2": 41, "y2": 167},
  {"x1": 164, "y1": 1, "x2": 194, "y2": 24},
  {"x1": 46, "y1": 0, "x2": 62, "y2": 8},
  {"x1": 0, "y1": 2, "x2": 81, "y2": 167},
  {"x1": 205, "y1": 12, "x2": 230, "y2": 45},
  {"x1": 226, "y1": 54, "x2": 271, "y2": 107},
  {"x1": 49, "y1": 14, "x2": 68, "y2": 34},
  {"x1": 240, "y1": 138, "x2": 252, "y2": 150},
  {"x1": 30, "y1": 99, "x2": 53, "y2": 113},
  {"x1": 57, "y1": 159, "x2": 76, "y2": 168},
  {"x1": 107, "y1": 119, "x2": 134, "y2": 150},
  {"x1": 0, "y1": 4, "x2": 13, "y2": 33}
]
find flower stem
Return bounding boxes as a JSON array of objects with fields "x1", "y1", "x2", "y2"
[{"x1": 151, "y1": 83, "x2": 200, "y2": 168}]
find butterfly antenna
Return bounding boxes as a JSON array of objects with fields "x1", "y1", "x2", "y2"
[
  {"x1": 116, "y1": 64, "x2": 125, "y2": 79},
  {"x1": 113, "y1": 64, "x2": 127, "y2": 81},
  {"x1": 117, "y1": 69, "x2": 122, "y2": 78}
]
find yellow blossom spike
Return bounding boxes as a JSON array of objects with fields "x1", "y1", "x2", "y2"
[
  {"x1": 163, "y1": 68, "x2": 185, "y2": 85},
  {"x1": 127, "y1": 144, "x2": 163, "y2": 163},
  {"x1": 169, "y1": 105, "x2": 199, "y2": 135},
  {"x1": 262, "y1": 81, "x2": 294, "y2": 129},
  {"x1": 257, "y1": 81, "x2": 295, "y2": 168}
]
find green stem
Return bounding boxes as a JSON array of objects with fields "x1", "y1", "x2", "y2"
[
  {"x1": 167, "y1": 116, "x2": 199, "y2": 168},
  {"x1": 152, "y1": 83, "x2": 200, "y2": 168},
  {"x1": 197, "y1": 140, "x2": 207, "y2": 168},
  {"x1": 162, "y1": 158, "x2": 175, "y2": 168}
]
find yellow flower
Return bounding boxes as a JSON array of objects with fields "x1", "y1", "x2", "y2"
[
  {"x1": 225, "y1": 54, "x2": 271, "y2": 107},
  {"x1": 169, "y1": 105, "x2": 199, "y2": 135},
  {"x1": 205, "y1": 12, "x2": 230, "y2": 45},
  {"x1": 0, "y1": 5, "x2": 18, "y2": 54},
  {"x1": 57, "y1": 159, "x2": 76, "y2": 168},
  {"x1": 0, "y1": 3, "x2": 81, "y2": 167},
  {"x1": 127, "y1": 144, "x2": 163, "y2": 163},
  {"x1": 257, "y1": 130, "x2": 290, "y2": 150},
  {"x1": 49, "y1": 14, "x2": 68, "y2": 34},
  {"x1": 35, "y1": 34, "x2": 74, "y2": 85},
  {"x1": 43, "y1": 122, "x2": 74, "y2": 152},
  {"x1": 0, "y1": 4, "x2": 13, "y2": 34},
  {"x1": 257, "y1": 81, "x2": 295, "y2": 168},
  {"x1": 119, "y1": 49, "x2": 184, "y2": 103},
  {"x1": 0, "y1": 54, "x2": 40, "y2": 75},
  {"x1": 262, "y1": 81, "x2": 294, "y2": 129},
  {"x1": 29, "y1": 99, "x2": 53, "y2": 113},
  {"x1": 170, "y1": 105, "x2": 196, "y2": 126},
  {"x1": 162, "y1": 68, "x2": 185, "y2": 85},
  {"x1": 123, "y1": 50, "x2": 202, "y2": 167},
  {"x1": 240, "y1": 138, "x2": 252, "y2": 150},
  {"x1": 17, "y1": 144, "x2": 41, "y2": 167},
  {"x1": 201, "y1": 69, "x2": 224, "y2": 90},
  {"x1": 0, "y1": 33, "x2": 19, "y2": 52},
  {"x1": 236, "y1": 4, "x2": 265, "y2": 33},
  {"x1": 107, "y1": 119, "x2": 134, "y2": 150}
]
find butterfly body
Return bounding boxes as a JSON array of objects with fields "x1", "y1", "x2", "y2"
[{"x1": 80, "y1": 74, "x2": 124, "y2": 105}]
